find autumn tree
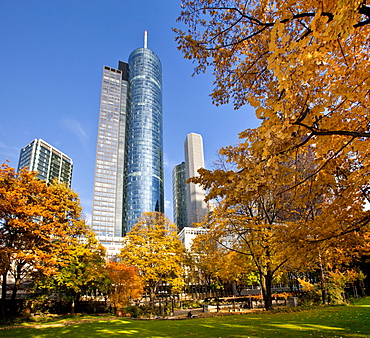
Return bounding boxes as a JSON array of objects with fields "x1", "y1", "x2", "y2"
[
  {"x1": 287, "y1": 224, "x2": 370, "y2": 304},
  {"x1": 119, "y1": 212, "x2": 185, "y2": 304},
  {"x1": 106, "y1": 262, "x2": 144, "y2": 312},
  {"x1": 192, "y1": 181, "x2": 294, "y2": 310},
  {"x1": 175, "y1": 0, "x2": 370, "y2": 235},
  {"x1": 176, "y1": 0, "x2": 370, "y2": 137},
  {"x1": 36, "y1": 233, "x2": 109, "y2": 313},
  {"x1": 0, "y1": 163, "x2": 90, "y2": 316},
  {"x1": 190, "y1": 134, "x2": 370, "y2": 308},
  {"x1": 188, "y1": 231, "x2": 225, "y2": 294},
  {"x1": 189, "y1": 230, "x2": 253, "y2": 296}
]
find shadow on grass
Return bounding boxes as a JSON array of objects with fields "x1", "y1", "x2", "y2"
[{"x1": 1, "y1": 298, "x2": 369, "y2": 337}]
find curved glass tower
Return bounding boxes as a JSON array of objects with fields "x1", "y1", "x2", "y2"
[{"x1": 125, "y1": 45, "x2": 164, "y2": 232}]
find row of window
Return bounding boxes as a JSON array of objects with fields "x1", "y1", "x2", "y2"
[
  {"x1": 93, "y1": 192, "x2": 115, "y2": 199},
  {"x1": 93, "y1": 215, "x2": 115, "y2": 221},
  {"x1": 93, "y1": 195, "x2": 115, "y2": 202}
]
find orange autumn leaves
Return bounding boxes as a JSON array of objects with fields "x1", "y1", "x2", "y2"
[
  {"x1": 0, "y1": 163, "x2": 89, "y2": 278},
  {"x1": 107, "y1": 262, "x2": 144, "y2": 309}
]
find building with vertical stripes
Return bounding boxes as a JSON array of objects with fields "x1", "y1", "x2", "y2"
[{"x1": 18, "y1": 139, "x2": 73, "y2": 187}]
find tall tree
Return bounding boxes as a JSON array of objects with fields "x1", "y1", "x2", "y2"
[
  {"x1": 192, "y1": 188, "x2": 293, "y2": 310},
  {"x1": 190, "y1": 144, "x2": 370, "y2": 309},
  {"x1": 0, "y1": 163, "x2": 90, "y2": 316},
  {"x1": 175, "y1": 0, "x2": 370, "y2": 233},
  {"x1": 119, "y1": 212, "x2": 185, "y2": 304},
  {"x1": 188, "y1": 231, "x2": 225, "y2": 294}
]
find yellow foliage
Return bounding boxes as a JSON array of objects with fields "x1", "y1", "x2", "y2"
[
  {"x1": 177, "y1": 0, "x2": 370, "y2": 280},
  {"x1": 0, "y1": 163, "x2": 92, "y2": 304},
  {"x1": 189, "y1": 229, "x2": 254, "y2": 288},
  {"x1": 175, "y1": 0, "x2": 370, "y2": 201},
  {"x1": 298, "y1": 278, "x2": 315, "y2": 292},
  {"x1": 119, "y1": 212, "x2": 185, "y2": 300}
]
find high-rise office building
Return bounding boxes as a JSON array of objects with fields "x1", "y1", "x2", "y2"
[
  {"x1": 174, "y1": 133, "x2": 208, "y2": 248},
  {"x1": 173, "y1": 133, "x2": 208, "y2": 231},
  {"x1": 125, "y1": 40, "x2": 164, "y2": 231},
  {"x1": 184, "y1": 133, "x2": 208, "y2": 226},
  {"x1": 172, "y1": 162, "x2": 188, "y2": 231},
  {"x1": 18, "y1": 139, "x2": 73, "y2": 187},
  {"x1": 91, "y1": 32, "x2": 163, "y2": 250},
  {"x1": 91, "y1": 63, "x2": 129, "y2": 243}
]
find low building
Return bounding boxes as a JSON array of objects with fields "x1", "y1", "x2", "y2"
[{"x1": 178, "y1": 226, "x2": 208, "y2": 250}]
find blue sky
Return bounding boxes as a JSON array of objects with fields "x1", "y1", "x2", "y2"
[{"x1": 0, "y1": 0, "x2": 259, "y2": 222}]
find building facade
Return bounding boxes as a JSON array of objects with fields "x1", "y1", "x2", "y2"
[
  {"x1": 178, "y1": 226, "x2": 208, "y2": 250},
  {"x1": 91, "y1": 32, "x2": 163, "y2": 251},
  {"x1": 184, "y1": 133, "x2": 208, "y2": 226},
  {"x1": 172, "y1": 162, "x2": 188, "y2": 231},
  {"x1": 125, "y1": 45, "x2": 163, "y2": 232},
  {"x1": 172, "y1": 133, "x2": 208, "y2": 231},
  {"x1": 18, "y1": 139, "x2": 73, "y2": 187},
  {"x1": 91, "y1": 62, "x2": 129, "y2": 244}
]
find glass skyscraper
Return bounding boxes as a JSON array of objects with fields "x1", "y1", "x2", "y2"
[
  {"x1": 91, "y1": 32, "x2": 163, "y2": 252},
  {"x1": 125, "y1": 46, "x2": 163, "y2": 231},
  {"x1": 172, "y1": 162, "x2": 188, "y2": 231}
]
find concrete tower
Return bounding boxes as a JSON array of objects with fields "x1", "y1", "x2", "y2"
[{"x1": 184, "y1": 133, "x2": 208, "y2": 226}]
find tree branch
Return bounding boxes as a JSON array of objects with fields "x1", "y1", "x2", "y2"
[
  {"x1": 294, "y1": 122, "x2": 370, "y2": 138},
  {"x1": 277, "y1": 137, "x2": 356, "y2": 195},
  {"x1": 188, "y1": 4, "x2": 370, "y2": 52},
  {"x1": 308, "y1": 215, "x2": 370, "y2": 243},
  {"x1": 355, "y1": 4, "x2": 370, "y2": 27}
]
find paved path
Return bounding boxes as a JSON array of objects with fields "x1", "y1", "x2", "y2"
[{"x1": 173, "y1": 308, "x2": 203, "y2": 317}]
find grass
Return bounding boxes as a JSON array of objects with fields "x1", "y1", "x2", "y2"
[{"x1": 0, "y1": 298, "x2": 369, "y2": 337}]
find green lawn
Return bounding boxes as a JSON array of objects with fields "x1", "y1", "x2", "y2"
[{"x1": 1, "y1": 298, "x2": 369, "y2": 337}]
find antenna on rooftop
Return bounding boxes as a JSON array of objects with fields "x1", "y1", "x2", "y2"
[{"x1": 144, "y1": 30, "x2": 148, "y2": 48}]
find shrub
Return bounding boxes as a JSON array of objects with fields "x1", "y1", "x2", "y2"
[{"x1": 124, "y1": 306, "x2": 141, "y2": 318}]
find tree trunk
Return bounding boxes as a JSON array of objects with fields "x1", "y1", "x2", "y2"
[
  {"x1": 75, "y1": 292, "x2": 80, "y2": 313},
  {"x1": 71, "y1": 298, "x2": 75, "y2": 314},
  {"x1": 9, "y1": 262, "x2": 26, "y2": 316},
  {"x1": 260, "y1": 273, "x2": 273, "y2": 310},
  {"x1": 355, "y1": 280, "x2": 366, "y2": 298},
  {"x1": 321, "y1": 284, "x2": 327, "y2": 304},
  {"x1": 319, "y1": 254, "x2": 327, "y2": 304},
  {"x1": 10, "y1": 277, "x2": 20, "y2": 301},
  {"x1": 1, "y1": 271, "x2": 8, "y2": 318},
  {"x1": 71, "y1": 292, "x2": 76, "y2": 314},
  {"x1": 148, "y1": 282, "x2": 156, "y2": 309}
]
